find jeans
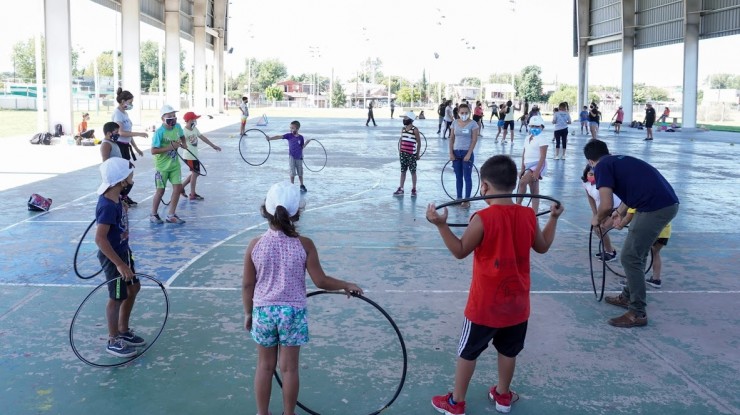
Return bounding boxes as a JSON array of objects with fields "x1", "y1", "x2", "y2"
[
  {"x1": 620, "y1": 203, "x2": 679, "y2": 316},
  {"x1": 452, "y1": 150, "x2": 474, "y2": 199}
]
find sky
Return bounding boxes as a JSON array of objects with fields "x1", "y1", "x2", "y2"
[{"x1": 1, "y1": 0, "x2": 739, "y2": 88}]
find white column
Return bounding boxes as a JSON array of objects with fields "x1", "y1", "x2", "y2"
[
  {"x1": 164, "y1": 0, "x2": 181, "y2": 108},
  {"x1": 621, "y1": 0, "x2": 636, "y2": 123},
  {"x1": 121, "y1": 0, "x2": 141, "y2": 124},
  {"x1": 193, "y1": 0, "x2": 206, "y2": 112},
  {"x1": 113, "y1": 12, "x2": 119, "y2": 93},
  {"x1": 43, "y1": 0, "x2": 73, "y2": 134},
  {"x1": 213, "y1": 0, "x2": 226, "y2": 113},
  {"x1": 576, "y1": 0, "x2": 590, "y2": 111},
  {"x1": 682, "y1": 0, "x2": 701, "y2": 129}
]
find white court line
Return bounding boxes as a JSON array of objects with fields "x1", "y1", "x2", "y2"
[{"x1": 0, "y1": 191, "x2": 98, "y2": 232}]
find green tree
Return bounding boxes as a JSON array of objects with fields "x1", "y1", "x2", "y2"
[
  {"x1": 265, "y1": 85, "x2": 283, "y2": 102},
  {"x1": 11, "y1": 38, "x2": 45, "y2": 82},
  {"x1": 254, "y1": 59, "x2": 288, "y2": 92},
  {"x1": 706, "y1": 73, "x2": 740, "y2": 89},
  {"x1": 547, "y1": 85, "x2": 599, "y2": 107},
  {"x1": 396, "y1": 86, "x2": 421, "y2": 105},
  {"x1": 517, "y1": 65, "x2": 543, "y2": 102},
  {"x1": 331, "y1": 81, "x2": 347, "y2": 107},
  {"x1": 359, "y1": 57, "x2": 383, "y2": 83},
  {"x1": 420, "y1": 69, "x2": 428, "y2": 103},
  {"x1": 633, "y1": 83, "x2": 669, "y2": 104},
  {"x1": 378, "y1": 75, "x2": 403, "y2": 95},
  {"x1": 84, "y1": 51, "x2": 121, "y2": 77},
  {"x1": 460, "y1": 77, "x2": 481, "y2": 87},
  {"x1": 488, "y1": 72, "x2": 515, "y2": 84},
  {"x1": 139, "y1": 41, "x2": 185, "y2": 92}
]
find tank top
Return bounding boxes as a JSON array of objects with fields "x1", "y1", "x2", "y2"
[
  {"x1": 400, "y1": 126, "x2": 417, "y2": 154},
  {"x1": 588, "y1": 110, "x2": 601, "y2": 123},
  {"x1": 102, "y1": 139, "x2": 123, "y2": 159},
  {"x1": 504, "y1": 105, "x2": 516, "y2": 121},
  {"x1": 251, "y1": 229, "x2": 308, "y2": 308}
]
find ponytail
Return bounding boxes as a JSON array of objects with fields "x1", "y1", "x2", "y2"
[{"x1": 261, "y1": 204, "x2": 300, "y2": 237}]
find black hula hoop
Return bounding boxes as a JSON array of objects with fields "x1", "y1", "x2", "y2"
[
  {"x1": 588, "y1": 226, "x2": 607, "y2": 301},
  {"x1": 73, "y1": 218, "x2": 103, "y2": 279},
  {"x1": 239, "y1": 128, "x2": 271, "y2": 166},
  {"x1": 593, "y1": 226, "x2": 654, "y2": 279},
  {"x1": 440, "y1": 160, "x2": 481, "y2": 201},
  {"x1": 434, "y1": 194, "x2": 561, "y2": 227},
  {"x1": 69, "y1": 273, "x2": 170, "y2": 368},
  {"x1": 302, "y1": 139, "x2": 328, "y2": 173},
  {"x1": 273, "y1": 291, "x2": 407, "y2": 415},
  {"x1": 397, "y1": 131, "x2": 428, "y2": 159},
  {"x1": 177, "y1": 145, "x2": 208, "y2": 177}
]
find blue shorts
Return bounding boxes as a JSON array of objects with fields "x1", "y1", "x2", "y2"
[
  {"x1": 497, "y1": 120, "x2": 505, "y2": 127},
  {"x1": 251, "y1": 305, "x2": 309, "y2": 347}
]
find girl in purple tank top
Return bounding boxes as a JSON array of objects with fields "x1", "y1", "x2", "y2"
[{"x1": 242, "y1": 181, "x2": 363, "y2": 415}]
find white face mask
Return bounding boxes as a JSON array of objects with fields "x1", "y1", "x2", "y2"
[{"x1": 460, "y1": 114, "x2": 470, "y2": 121}]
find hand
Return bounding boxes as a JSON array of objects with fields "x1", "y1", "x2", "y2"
[
  {"x1": 449, "y1": 154, "x2": 455, "y2": 161},
  {"x1": 171, "y1": 141, "x2": 181, "y2": 149},
  {"x1": 139, "y1": 132, "x2": 149, "y2": 139},
  {"x1": 426, "y1": 203, "x2": 448, "y2": 226},
  {"x1": 463, "y1": 155, "x2": 471, "y2": 162},
  {"x1": 344, "y1": 283, "x2": 364, "y2": 298},
  {"x1": 612, "y1": 214, "x2": 624, "y2": 230},
  {"x1": 549, "y1": 203, "x2": 564, "y2": 218},
  {"x1": 590, "y1": 215, "x2": 601, "y2": 227},
  {"x1": 213, "y1": 145, "x2": 222, "y2": 152},
  {"x1": 116, "y1": 263, "x2": 134, "y2": 282},
  {"x1": 181, "y1": 142, "x2": 188, "y2": 150},
  {"x1": 532, "y1": 170, "x2": 540, "y2": 182},
  {"x1": 136, "y1": 148, "x2": 144, "y2": 157},
  {"x1": 244, "y1": 314, "x2": 253, "y2": 331}
]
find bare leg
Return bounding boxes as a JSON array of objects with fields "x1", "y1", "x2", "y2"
[
  {"x1": 411, "y1": 171, "x2": 417, "y2": 189},
  {"x1": 590, "y1": 124, "x2": 599, "y2": 140},
  {"x1": 254, "y1": 345, "x2": 278, "y2": 415},
  {"x1": 496, "y1": 353, "x2": 517, "y2": 394},
  {"x1": 516, "y1": 171, "x2": 533, "y2": 204},
  {"x1": 118, "y1": 281, "x2": 140, "y2": 332},
  {"x1": 279, "y1": 346, "x2": 301, "y2": 415},
  {"x1": 151, "y1": 188, "x2": 166, "y2": 215},
  {"x1": 399, "y1": 171, "x2": 407, "y2": 189},
  {"x1": 107, "y1": 299, "x2": 121, "y2": 338},
  {"x1": 452, "y1": 357, "x2": 477, "y2": 403},
  {"x1": 530, "y1": 179, "x2": 540, "y2": 213},
  {"x1": 298, "y1": 175, "x2": 304, "y2": 186},
  {"x1": 168, "y1": 184, "x2": 183, "y2": 216},
  {"x1": 290, "y1": 176, "x2": 295, "y2": 184},
  {"x1": 651, "y1": 244, "x2": 663, "y2": 280}
]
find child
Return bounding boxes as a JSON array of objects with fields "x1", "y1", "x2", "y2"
[
  {"x1": 268, "y1": 121, "x2": 311, "y2": 193},
  {"x1": 393, "y1": 111, "x2": 421, "y2": 197},
  {"x1": 180, "y1": 111, "x2": 222, "y2": 201},
  {"x1": 426, "y1": 155, "x2": 563, "y2": 415},
  {"x1": 150, "y1": 104, "x2": 188, "y2": 224},
  {"x1": 77, "y1": 113, "x2": 95, "y2": 140},
  {"x1": 516, "y1": 116, "x2": 549, "y2": 214},
  {"x1": 618, "y1": 208, "x2": 670, "y2": 288},
  {"x1": 518, "y1": 113, "x2": 528, "y2": 133},
  {"x1": 95, "y1": 158, "x2": 145, "y2": 357},
  {"x1": 582, "y1": 164, "x2": 621, "y2": 262},
  {"x1": 242, "y1": 181, "x2": 363, "y2": 415},
  {"x1": 611, "y1": 106, "x2": 624, "y2": 135},
  {"x1": 100, "y1": 121, "x2": 124, "y2": 162},
  {"x1": 240, "y1": 96, "x2": 249, "y2": 136},
  {"x1": 552, "y1": 103, "x2": 572, "y2": 160},
  {"x1": 579, "y1": 105, "x2": 589, "y2": 135}
]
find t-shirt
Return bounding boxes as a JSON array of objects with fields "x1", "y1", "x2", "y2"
[
  {"x1": 582, "y1": 182, "x2": 622, "y2": 209},
  {"x1": 452, "y1": 120, "x2": 479, "y2": 151},
  {"x1": 523, "y1": 134, "x2": 549, "y2": 164},
  {"x1": 182, "y1": 126, "x2": 200, "y2": 160},
  {"x1": 112, "y1": 108, "x2": 133, "y2": 144},
  {"x1": 152, "y1": 124, "x2": 185, "y2": 171},
  {"x1": 645, "y1": 107, "x2": 656, "y2": 122},
  {"x1": 240, "y1": 102, "x2": 249, "y2": 117},
  {"x1": 78, "y1": 120, "x2": 88, "y2": 134},
  {"x1": 594, "y1": 155, "x2": 679, "y2": 212},
  {"x1": 466, "y1": 204, "x2": 536, "y2": 328},
  {"x1": 553, "y1": 112, "x2": 571, "y2": 131},
  {"x1": 627, "y1": 207, "x2": 672, "y2": 238},
  {"x1": 444, "y1": 106, "x2": 454, "y2": 122},
  {"x1": 96, "y1": 195, "x2": 129, "y2": 257},
  {"x1": 474, "y1": 106, "x2": 484, "y2": 117},
  {"x1": 580, "y1": 110, "x2": 589, "y2": 121},
  {"x1": 615, "y1": 109, "x2": 624, "y2": 122},
  {"x1": 283, "y1": 133, "x2": 305, "y2": 159}
]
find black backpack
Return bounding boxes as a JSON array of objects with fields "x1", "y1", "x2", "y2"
[
  {"x1": 54, "y1": 124, "x2": 64, "y2": 137},
  {"x1": 30, "y1": 132, "x2": 52, "y2": 145}
]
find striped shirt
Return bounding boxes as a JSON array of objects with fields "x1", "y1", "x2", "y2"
[{"x1": 400, "y1": 126, "x2": 418, "y2": 154}]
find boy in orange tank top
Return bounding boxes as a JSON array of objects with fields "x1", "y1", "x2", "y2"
[{"x1": 426, "y1": 155, "x2": 564, "y2": 414}]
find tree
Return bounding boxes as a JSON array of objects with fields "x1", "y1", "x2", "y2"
[
  {"x1": 254, "y1": 59, "x2": 288, "y2": 92},
  {"x1": 359, "y1": 57, "x2": 383, "y2": 83},
  {"x1": 331, "y1": 81, "x2": 347, "y2": 107},
  {"x1": 633, "y1": 83, "x2": 669, "y2": 104},
  {"x1": 420, "y1": 69, "x2": 428, "y2": 103},
  {"x1": 547, "y1": 85, "x2": 599, "y2": 107},
  {"x1": 264, "y1": 85, "x2": 283, "y2": 102},
  {"x1": 378, "y1": 75, "x2": 403, "y2": 95},
  {"x1": 11, "y1": 38, "x2": 45, "y2": 82},
  {"x1": 396, "y1": 86, "x2": 421, "y2": 105},
  {"x1": 706, "y1": 73, "x2": 740, "y2": 89},
  {"x1": 516, "y1": 65, "x2": 543, "y2": 102},
  {"x1": 84, "y1": 51, "x2": 121, "y2": 78},
  {"x1": 460, "y1": 77, "x2": 481, "y2": 87},
  {"x1": 139, "y1": 40, "x2": 185, "y2": 92},
  {"x1": 488, "y1": 73, "x2": 515, "y2": 84}
]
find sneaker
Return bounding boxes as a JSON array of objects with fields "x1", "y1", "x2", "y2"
[
  {"x1": 189, "y1": 193, "x2": 204, "y2": 201},
  {"x1": 646, "y1": 278, "x2": 662, "y2": 288},
  {"x1": 604, "y1": 294, "x2": 629, "y2": 309},
  {"x1": 166, "y1": 214, "x2": 186, "y2": 224},
  {"x1": 411, "y1": 188, "x2": 417, "y2": 197},
  {"x1": 118, "y1": 329, "x2": 146, "y2": 347},
  {"x1": 431, "y1": 393, "x2": 466, "y2": 415},
  {"x1": 644, "y1": 137, "x2": 653, "y2": 141},
  {"x1": 300, "y1": 185, "x2": 307, "y2": 193},
  {"x1": 489, "y1": 386, "x2": 520, "y2": 414},
  {"x1": 150, "y1": 213, "x2": 164, "y2": 224},
  {"x1": 124, "y1": 196, "x2": 138, "y2": 206},
  {"x1": 595, "y1": 250, "x2": 617, "y2": 262},
  {"x1": 106, "y1": 338, "x2": 137, "y2": 358},
  {"x1": 460, "y1": 201, "x2": 471, "y2": 208},
  {"x1": 393, "y1": 187, "x2": 404, "y2": 196}
]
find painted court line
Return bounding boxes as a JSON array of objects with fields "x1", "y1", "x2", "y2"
[{"x1": 0, "y1": 191, "x2": 97, "y2": 232}]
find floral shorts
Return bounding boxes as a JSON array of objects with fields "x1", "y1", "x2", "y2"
[{"x1": 251, "y1": 305, "x2": 309, "y2": 347}]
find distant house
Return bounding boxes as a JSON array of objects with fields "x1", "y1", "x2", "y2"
[
  {"x1": 451, "y1": 85, "x2": 481, "y2": 101},
  {"x1": 341, "y1": 81, "x2": 389, "y2": 107},
  {"x1": 483, "y1": 83, "x2": 516, "y2": 101},
  {"x1": 276, "y1": 80, "x2": 328, "y2": 107}
]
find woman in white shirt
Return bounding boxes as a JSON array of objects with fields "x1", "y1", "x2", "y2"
[
  {"x1": 582, "y1": 164, "x2": 622, "y2": 261},
  {"x1": 516, "y1": 115, "x2": 548, "y2": 213}
]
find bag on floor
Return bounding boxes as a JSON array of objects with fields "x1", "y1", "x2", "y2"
[
  {"x1": 27, "y1": 193, "x2": 53, "y2": 212},
  {"x1": 30, "y1": 132, "x2": 52, "y2": 145}
]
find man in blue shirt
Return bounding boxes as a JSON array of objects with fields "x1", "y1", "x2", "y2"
[{"x1": 584, "y1": 139, "x2": 679, "y2": 328}]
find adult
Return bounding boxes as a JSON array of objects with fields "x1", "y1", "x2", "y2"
[
  {"x1": 643, "y1": 103, "x2": 656, "y2": 141},
  {"x1": 366, "y1": 101, "x2": 377, "y2": 127},
  {"x1": 437, "y1": 98, "x2": 447, "y2": 134},
  {"x1": 494, "y1": 104, "x2": 506, "y2": 142},
  {"x1": 112, "y1": 87, "x2": 147, "y2": 206},
  {"x1": 584, "y1": 139, "x2": 679, "y2": 327},
  {"x1": 448, "y1": 103, "x2": 479, "y2": 208},
  {"x1": 390, "y1": 99, "x2": 396, "y2": 118},
  {"x1": 611, "y1": 106, "x2": 624, "y2": 135},
  {"x1": 588, "y1": 103, "x2": 601, "y2": 140},
  {"x1": 502, "y1": 100, "x2": 521, "y2": 144},
  {"x1": 488, "y1": 101, "x2": 497, "y2": 123},
  {"x1": 442, "y1": 100, "x2": 454, "y2": 139},
  {"x1": 551, "y1": 102, "x2": 571, "y2": 160},
  {"x1": 473, "y1": 101, "x2": 485, "y2": 133}
]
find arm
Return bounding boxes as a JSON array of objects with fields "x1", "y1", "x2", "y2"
[
  {"x1": 586, "y1": 191, "x2": 598, "y2": 215},
  {"x1": 414, "y1": 129, "x2": 421, "y2": 159},
  {"x1": 179, "y1": 135, "x2": 188, "y2": 150},
  {"x1": 532, "y1": 203, "x2": 564, "y2": 253},
  {"x1": 532, "y1": 145, "x2": 548, "y2": 180},
  {"x1": 199, "y1": 134, "x2": 221, "y2": 151},
  {"x1": 267, "y1": 135, "x2": 284, "y2": 141},
  {"x1": 303, "y1": 138, "x2": 311, "y2": 148},
  {"x1": 448, "y1": 128, "x2": 456, "y2": 160},
  {"x1": 464, "y1": 127, "x2": 479, "y2": 161},
  {"x1": 94, "y1": 223, "x2": 133, "y2": 281},
  {"x1": 100, "y1": 142, "x2": 112, "y2": 161},
  {"x1": 426, "y1": 204, "x2": 484, "y2": 259},
  {"x1": 592, "y1": 186, "x2": 615, "y2": 226},
  {"x1": 301, "y1": 237, "x2": 363, "y2": 296},
  {"x1": 241, "y1": 238, "x2": 258, "y2": 331}
]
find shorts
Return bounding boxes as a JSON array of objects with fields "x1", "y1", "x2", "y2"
[
  {"x1": 400, "y1": 151, "x2": 417, "y2": 173},
  {"x1": 251, "y1": 305, "x2": 309, "y2": 347},
  {"x1": 497, "y1": 120, "x2": 505, "y2": 127},
  {"x1": 457, "y1": 318, "x2": 528, "y2": 360},
  {"x1": 98, "y1": 249, "x2": 138, "y2": 301},
  {"x1": 155, "y1": 169, "x2": 182, "y2": 189},
  {"x1": 185, "y1": 159, "x2": 201, "y2": 174},
  {"x1": 614, "y1": 120, "x2": 622, "y2": 125},
  {"x1": 589, "y1": 121, "x2": 600, "y2": 126},
  {"x1": 645, "y1": 121, "x2": 654, "y2": 128},
  {"x1": 472, "y1": 115, "x2": 482, "y2": 122},
  {"x1": 654, "y1": 238, "x2": 669, "y2": 247},
  {"x1": 503, "y1": 120, "x2": 515, "y2": 130},
  {"x1": 241, "y1": 115, "x2": 248, "y2": 123},
  {"x1": 524, "y1": 160, "x2": 547, "y2": 178},
  {"x1": 289, "y1": 156, "x2": 303, "y2": 177}
]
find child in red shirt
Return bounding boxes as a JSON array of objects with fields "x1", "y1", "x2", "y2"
[{"x1": 426, "y1": 154, "x2": 563, "y2": 414}]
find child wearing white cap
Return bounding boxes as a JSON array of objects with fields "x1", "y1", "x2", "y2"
[
  {"x1": 394, "y1": 111, "x2": 421, "y2": 197},
  {"x1": 150, "y1": 104, "x2": 188, "y2": 224},
  {"x1": 516, "y1": 115, "x2": 549, "y2": 214},
  {"x1": 95, "y1": 158, "x2": 146, "y2": 358},
  {"x1": 242, "y1": 181, "x2": 363, "y2": 415}
]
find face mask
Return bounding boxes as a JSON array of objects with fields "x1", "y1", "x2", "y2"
[
  {"x1": 111, "y1": 133, "x2": 120, "y2": 142},
  {"x1": 121, "y1": 181, "x2": 134, "y2": 196},
  {"x1": 530, "y1": 127, "x2": 542, "y2": 136},
  {"x1": 587, "y1": 176, "x2": 595, "y2": 184},
  {"x1": 124, "y1": 103, "x2": 133, "y2": 110},
  {"x1": 190, "y1": 121, "x2": 197, "y2": 128},
  {"x1": 165, "y1": 117, "x2": 177, "y2": 127},
  {"x1": 403, "y1": 119, "x2": 413, "y2": 126},
  {"x1": 460, "y1": 114, "x2": 470, "y2": 121}
]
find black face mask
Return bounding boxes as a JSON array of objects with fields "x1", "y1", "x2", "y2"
[
  {"x1": 121, "y1": 182, "x2": 134, "y2": 196},
  {"x1": 403, "y1": 119, "x2": 413, "y2": 126},
  {"x1": 111, "y1": 133, "x2": 120, "y2": 142}
]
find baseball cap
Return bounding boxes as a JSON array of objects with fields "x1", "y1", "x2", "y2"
[
  {"x1": 160, "y1": 104, "x2": 178, "y2": 117},
  {"x1": 402, "y1": 111, "x2": 416, "y2": 120},
  {"x1": 97, "y1": 158, "x2": 134, "y2": 195},
  {"x1": 265, "y1": 181, "x2": 301, "y2": 216},
  {"x1": 183, "y1": 111, "x2": 201, "y2": 122},
  {"x1": 528, "y1": 115, "x2": 545, "y2": 126}
]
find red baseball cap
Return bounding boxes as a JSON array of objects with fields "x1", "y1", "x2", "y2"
[{"x1": 183, "y1": 111, "x2": 201, "y2": 122}]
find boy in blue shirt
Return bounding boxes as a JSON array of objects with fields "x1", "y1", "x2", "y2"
[
  {"x1": 95, "y1": 158, "x2": 146, "y2": 357},
  {"x1": 268, "y1": 120, "x2": 312, "y2": 193}
]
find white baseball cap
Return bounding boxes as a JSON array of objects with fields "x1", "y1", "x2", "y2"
[
  {"x1": 97, "y1": 158, "x2": 134, "y2": 195},
  {"x1": 528, "y1": 115, "x2": 545, "y2": 127},
  {"x1": 160, "y1": 104, "x2": 178, "y2": 117},
  {"x1": 402, "y1": 111, "x2": 416, "y2": 120},
  {"x1": 265, "y1": 181, "x2": 302, "y2": 217}
]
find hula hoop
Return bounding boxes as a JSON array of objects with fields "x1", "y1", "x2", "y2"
[
  {"x1": 397, "y1": 131, "x2": 428, "y2": 159},
  {"x1": 591, "y1": 226, "x2": 654, "y2": 280},
  {"x1": 239, "y1": 128, "x2": 271, "y2": 166},
  {"x1": 73, "y1": 218, "x2": 103, "y2": 279},
  {"x1": 273, "y1": 291, "x2": 407, "y2": 415},
  {"x1": 69, "y1": 273, "x2": 169, "y2": 368},
  {"x1": 177, "y1": 145, "x2": 208, "y2": 177},
  {"x1": 302, "y1": 139, "x2": 328, "y2": 173},
  {"x1": 440, "y1": 160, "x2": 481, "y2": 201},
  {"x1": 588, "y1": 226, "x2": 607, "y2": 301},
  {"x1": 434, "y1": 194, "x2": 561, "y2": 227}
]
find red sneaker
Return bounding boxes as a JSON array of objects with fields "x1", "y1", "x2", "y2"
[
  {"x1": 431, "y1": 392, "x2": 466, "y2": 415},
  {"x1": 488, "y1": 385, "x2": 519, "y2": 413}
]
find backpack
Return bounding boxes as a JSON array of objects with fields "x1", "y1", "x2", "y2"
[
  {"x1": 30, "y1": 132, "x2": 52, "y2": 145},
  {"x1": 438, "y1": 104, "x2": 446, "y2": 116},
  {"x1": 54, "y1": 124, "x2": 64, "y2": 137},
  {"x1": 27, "y1": 193, "x2": 52, "y2": 212}
]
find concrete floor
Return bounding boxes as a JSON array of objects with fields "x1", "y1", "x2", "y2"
[{"x1": 1, "y1": 116, "x2": 739, "y2": 414}]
